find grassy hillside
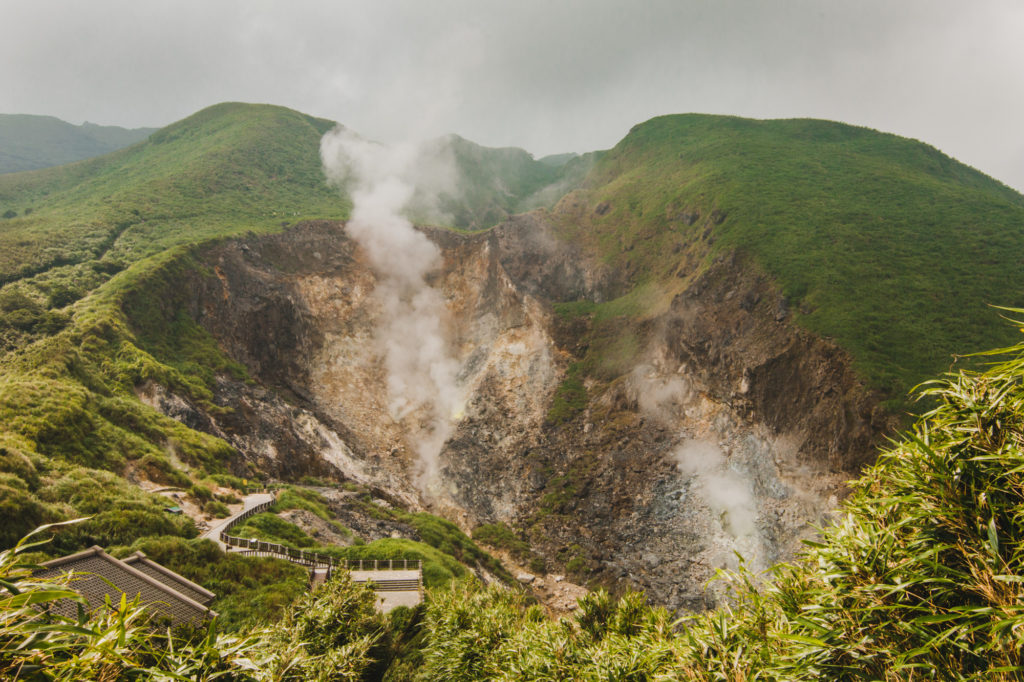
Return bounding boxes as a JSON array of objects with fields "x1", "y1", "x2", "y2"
[
  {"x1": 0, "y1": 103, "x2": 353, "y2": 561},
  {"x1": 0, "y1": 114, "x2": 157, "y2": 175},
  {"x1": 0, "y1": 102, "x2": 344, "y2": 286},
  {"x1": 556, "y1": 114, "x2": 1024, "y2": 399},
  {"x1": 419, "y1": 134, "x2": 596, "y2": 230}
]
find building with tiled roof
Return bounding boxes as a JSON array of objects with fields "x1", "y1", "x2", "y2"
[{"x1": 34, "y1": 546, "x2": 216, "y2": 627}]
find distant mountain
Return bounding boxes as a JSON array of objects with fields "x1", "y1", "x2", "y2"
[
  {"x1": 0, "y1": 113, "x2": 157, "y2": 174},
  {"x1": 416, "y1": 133, "x2": 597, "y2": 230}
]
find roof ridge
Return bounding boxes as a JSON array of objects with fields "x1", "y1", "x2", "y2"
[
  {"x1": 122, "y1": 552, "x2": 216, "y2": 600},
  {"x1": 38, "y1": 546, "x2": 217, "y2": 620}
]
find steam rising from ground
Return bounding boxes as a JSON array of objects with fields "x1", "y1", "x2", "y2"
[
  {"x1": 629, "y1": 365, "x2": 759, "y2": 544},
  {"x1": 320, "y1": 127, "x2": 462, "y2": 494},
  {"x1": 673, "y1": 439, "x2": 757, "y2": 539}
]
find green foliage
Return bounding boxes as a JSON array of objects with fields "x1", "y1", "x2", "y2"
[
  {"x1": 471, "y1": 522, "x2": 530, "y2": 559},
  {"x1": 272, "y1": 485, "x2": 336, "y2": 521},
  {"x1": 415, "y1": 583, "x2": 678, "y2": 681},
  {"x1": 230, "y1": 494, "x2": 510, "y2": 589},
  {"x1": 203, "y1": 499, "x2": 231, "y2": 518},
  {"x1": 0, "y1": 526, "x2": 275, "y2": 680},
  {"x1": 49, "y1": 509, "x2": 197, "y2": 555},
  {"x1": 561, "y1": 113, "x2": 1024, "y2": 402},
  {"x1": 397, "y1": 511, "x2": 512, "y2": 583},
  {"x1": 472, "y1": 522, "x2": 545, "y2": 574},
  {"x1": 0, "y1": 484, "x2": 52, "y2": 550},
  {"x1": 232, "y1": 512, "x2": 317, "y2": 549},
  {"x1": 545, "y1": 362, "x2": 588, "y2": 425},
  {"x1": 208, "y1": 472, "x2": 258, "y2": 493},
  {"x1": 262, "y1": 572, "x2": 386, "y2": 681}
]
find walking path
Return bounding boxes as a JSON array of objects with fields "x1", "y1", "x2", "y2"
[
  {"x1": 201, "y1": 492, "x2": 275, "y2": 550},
  {"x1": 201, "y1": 491, "x2": 422, "y2": 611}
]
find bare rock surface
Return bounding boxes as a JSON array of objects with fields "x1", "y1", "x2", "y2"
[{"x1": 137, "y1": 219, "x2": 892, "y2": 613}]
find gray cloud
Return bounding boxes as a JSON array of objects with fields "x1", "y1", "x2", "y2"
[{"x1": 1, "y1": 0, "x2": 1022, "y2": 190}]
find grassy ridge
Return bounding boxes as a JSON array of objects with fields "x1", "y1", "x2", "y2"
[
  {"x1": 558, "y1": 114, "x2": 1024, "y2": 398},
  {"x1": 426, "y1": 134, "x2": 595, "y2": 230},
  {"x1": 0, "y1": 113, "x2": 156, "y2": 175},
  {"x1": 0, "y1": 102, "x2": 346, "y2": 285}
]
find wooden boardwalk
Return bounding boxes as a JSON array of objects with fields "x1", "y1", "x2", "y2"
[{"x1": 207, "y1": 492, "x2": 422, "y2": 611}]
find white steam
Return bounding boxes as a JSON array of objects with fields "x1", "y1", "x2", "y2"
[
  {"x1": 320, "y1": 127, "x2": 462, "y2": 494},
  {"x1": 672, "y1": 439, "x2": 757, "y2": 539},
  {"x1": 629, "y1": 364, "x2": 759, "y2": 543}
]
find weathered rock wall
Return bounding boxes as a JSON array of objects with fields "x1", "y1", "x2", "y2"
[{"x1": 137, "y1": 218, "x2": 890, "y2": 612}]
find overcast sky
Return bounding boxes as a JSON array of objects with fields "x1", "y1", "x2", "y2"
[{"x1": 2, "y1": 1, "x2": 1023, "y2": 191}]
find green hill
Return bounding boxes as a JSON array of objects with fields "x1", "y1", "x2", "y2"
[
  {"x1": 415, "y1": 134, "x2": 596, "y2": 230},
  {"x1": 3, "y1": 103, "x2": 1024, "y2": 677},
  {"x1": 0, "y1": 103, "x2": 354, "y2": 559},
  {"x1": 0, "y1": 113, "x2": 157, "y2": 175},
  {"x1": 0, "y1": 102, "x2": 345, "y2": 286},
  {"x1": 556, "y1": 114, "x2": 1024, "y2": 399}
]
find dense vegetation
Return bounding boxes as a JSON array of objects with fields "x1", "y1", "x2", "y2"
[
  {"x1": 556, "y1": 114, "x2": 1024, "y2": 401},
  {"x1": 7, "y1": 326, "x2": 1024, "y2": 677},
  {"x1": 231, "y1": 486, "x2": 513, "y2": 588},
  {"x1": 418, "y1": 134, "x2": 596, "y2": 230},
  {"x1": 0, "y1": 113, "x2": 156, "y2": 175}
]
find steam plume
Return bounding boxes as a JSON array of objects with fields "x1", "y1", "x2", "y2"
[
  {"x1": 672, "y1": 439, "x2": 757, "y2": 539},
  {"x1": 320, "y1": 127, "x2": 462, "y2": 494},
  {"x1": 629, "y1": 365, "x2": 758, "y2": 541}
]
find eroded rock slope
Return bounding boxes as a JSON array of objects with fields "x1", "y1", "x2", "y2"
[{"x1": 140, "y1": 217, "x2": 891, "y2": 612}]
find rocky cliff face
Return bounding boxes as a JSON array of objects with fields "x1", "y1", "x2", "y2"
[{"x1": 138, "y1": 217, "x2": 890, "y2": 612}]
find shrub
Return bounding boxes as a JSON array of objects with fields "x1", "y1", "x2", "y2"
[
  {"x1": 124, "y1": 536, "x2": 308, "y2": 630},
  {"x1": 545, "y1": 362, "x2": 588, "y2": 425},
  {"x1": 0, "y1": 484, "x2": 53, "y2": 549},
  {"x1": 232, "y1": 512, "x2": 316, "y2": 548},
  {"x1": 137, "y1": 452, "x2": 190, "y2": 487},
  {"x1": 189, "y1": 483, "x2": 213, "y2": 502},
  {"x1": 49, "y1": 508, "x2": 196, "y2": 553},
  {"x1": 204, "y1": 499, "x2": 231, "y2": 518},
  {"x1": 260, "y1": 572, "x2": 385, "y2": 680}
]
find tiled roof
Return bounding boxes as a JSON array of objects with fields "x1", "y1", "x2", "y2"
[
  {"x1": 122, "y1": 551, "x2": 216, "y2": 606},
  {"x1": 34, "y1": 546, "x2": 216, "y2": 627}
]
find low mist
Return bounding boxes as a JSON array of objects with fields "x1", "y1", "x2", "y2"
[{"x1": 672, "y1": 439, "x2": 758, "y2": 539}]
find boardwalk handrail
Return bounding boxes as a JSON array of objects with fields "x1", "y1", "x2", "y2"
[
  {"x1": 222, "y1": 534, "x2": 423, "y2": 571},
  {"x1": 218, "y1": 496, "x2": 423, "y2": 572}
]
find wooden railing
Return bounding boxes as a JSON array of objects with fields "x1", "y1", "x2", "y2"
[
  {"x1": 218, "y1": 494, "x2": 423, "y2": 577},
  {"x1": 222, "y1": 534, "x2": 422, "y2": 572}
]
